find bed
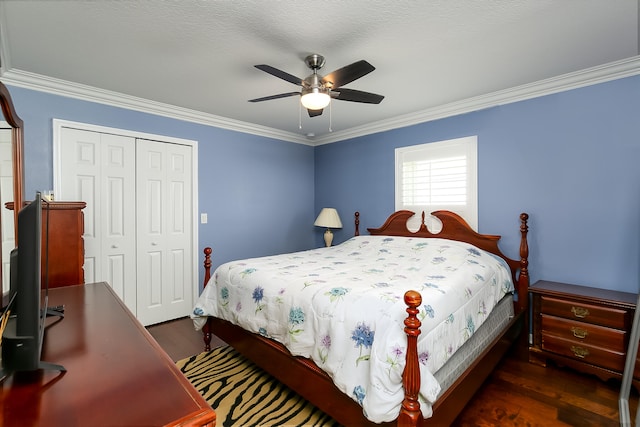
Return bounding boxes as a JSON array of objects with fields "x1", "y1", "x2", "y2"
[{"x1": 192, "y1": 210, "x2": 530, "y2": 426}]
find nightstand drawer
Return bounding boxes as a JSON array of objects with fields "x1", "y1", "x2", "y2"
[
  {"x1": 540, "y1": 295, "x2": 629, "y2": 329},
  {"x1": 541, "y1": 314, "x2": 627, "y2": 350},
  {"x1": 542, "y1": 334, "x2": 625, "y2": 372}
]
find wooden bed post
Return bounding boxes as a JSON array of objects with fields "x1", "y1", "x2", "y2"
[
  {"x1": 516, "y1": 213, "x2": 529, "y2": 314},
  {"x1": 398, "y1": 290, "x2": 423, "y2": 427},
  {"x1": 202, "y1": 247, "x2": 213, "y2": 351}
]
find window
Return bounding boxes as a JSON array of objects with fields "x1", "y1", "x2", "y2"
[{"x1": 395, "y1": 136, "x2": 478, "y2": 232}]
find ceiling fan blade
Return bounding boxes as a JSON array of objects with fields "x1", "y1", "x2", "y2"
[
  {"x1": 307, "y1": 108, "x2": 323, "y2": 117},
  {"x1": 249, "y1": 92, "x2": 300, "y2": 103},
  {"x1": 332, "y1": 88, "x2": 384, "y2": 104},
  {"x1": 321, "y1": 60, "x2": 375, "y2": 88},
  {"x1": 254, "y1": 64, "x2": 304, "y2": 86}
]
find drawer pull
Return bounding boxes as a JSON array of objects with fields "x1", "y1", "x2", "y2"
[
  {"x1": 570, "y1": 327, "x2": 589, "y2": 339},
  {"x1": 571, "y1": 346, "x2": 590, "y2": 359},
  {"x1": 571, "y1": 306, "x2": 590, "y2": 318}
]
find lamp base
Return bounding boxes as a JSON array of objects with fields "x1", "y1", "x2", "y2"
[{"x1": 324, "y1": 229, "x2": 333, "y2": 247}]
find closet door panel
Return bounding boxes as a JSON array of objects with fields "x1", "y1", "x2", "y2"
[
  {"x1": 59, "y1": 128, "x2": 101, "y2": 282},
  {"x1": 136, "y1": 140, "x2": 192, "y2": 325},
  {"x1": 166, "y1": 147, "x2": 191, "y2": 309},
  {"x1": 101, "y1": 134, "x2": 136, "y2": 308},
  {"x1": 58, "y1": 128, "x2": 136, "y2": 309},
  {"x1": 170, "y1": 248, "x2": 186, "y2": 301}
]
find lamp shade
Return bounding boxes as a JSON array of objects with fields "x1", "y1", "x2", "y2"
[{"x1": 314, "y1": 208, "x2": 342, "y2": 229}]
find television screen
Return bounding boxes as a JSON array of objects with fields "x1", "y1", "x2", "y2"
[{"x1": 1, "y1": 193, "x2": 64, "y2": 377}]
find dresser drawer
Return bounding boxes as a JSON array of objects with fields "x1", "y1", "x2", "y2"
[
  {"x1": 540, "y1": 295, "x2": 629, "y2": 329},
  {"x1": 541, "y1": 314, "x2": 627, "y2": 351},
  {"x1": 542, "y1": 333, "x2": 625, "y2": 372}
]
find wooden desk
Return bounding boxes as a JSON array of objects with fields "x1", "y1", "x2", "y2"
[{"x1": 1, "y1": 282, "x2": 216, "y2": 427}]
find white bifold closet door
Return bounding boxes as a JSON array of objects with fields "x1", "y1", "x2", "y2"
[
  {"x1": 57, "y1": 127, "x2": 193, "y2": 325},
  {"x1": 135, "y1": 139, "x2": 193, "y2": 325},
  {"x1": 58, "y1": 128, "x2": 137, "y2": 306}
]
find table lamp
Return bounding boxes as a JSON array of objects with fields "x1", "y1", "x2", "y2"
[{"x1": 314, "y1": 208, "x2": 342, "y2": 247}]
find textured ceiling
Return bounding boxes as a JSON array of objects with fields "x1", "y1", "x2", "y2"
[{"x1": 0, "y1": 0, "x2": 638, "y2": 143}]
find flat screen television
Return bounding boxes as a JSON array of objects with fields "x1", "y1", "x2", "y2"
[{"x1": 0, "y1": 192, "x2": 64, "y2": 378}]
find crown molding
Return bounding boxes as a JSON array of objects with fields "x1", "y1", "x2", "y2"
[
  {"x1": 312, "y1": 56, "x2": 640, "y2": 145},
  {"x1": 0, "y1": 69, "x2": 313, "y2": 146},
  {"x1": 1, "y1": 56, "x2": 639, "y2": 147}
]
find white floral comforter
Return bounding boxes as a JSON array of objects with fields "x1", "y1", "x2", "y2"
[{"x1": 191, "y1": 235, "x2": 514, "y2": 422}]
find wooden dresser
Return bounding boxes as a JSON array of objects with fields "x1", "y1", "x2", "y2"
[
  {"x1": 529, "y1": 280, "x2": 639, "y2": 384},
  {"x1": 8, "y1": 201, "x2": 85, "y2": 287},
  {"x1": 0, "y1": 282, "x2": 216, "y2": 426}
]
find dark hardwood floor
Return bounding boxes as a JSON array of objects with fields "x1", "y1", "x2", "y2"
[
  {"x1": 148, "y1": 317, "x2": 638, "y2": 426},
  {"x1": 147, "y1": 315, "x2": 226, "y2": 362}
]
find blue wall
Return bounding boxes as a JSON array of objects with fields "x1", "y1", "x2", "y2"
[
  {"x1": 7, "y1": 74, "x2": 640, "y2": 295},
  {"x1": 315, "y1": 75, "x2": 640, "y2": 293},
  {"x1": 6, "y1": 85, "x2": 316, "y2": 288}
]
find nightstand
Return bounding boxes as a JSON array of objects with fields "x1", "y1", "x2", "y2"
[{"x1": 529, "y1": 280, "x2": 639, "y2": 384}]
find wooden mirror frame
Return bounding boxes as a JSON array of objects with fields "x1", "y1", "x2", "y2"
[
  {"x1": 0, "y1": 81, "x2": 25, "y2": 240},
  {"x1": 0, "y1": 81, "x2": 25, "y2": 302}
]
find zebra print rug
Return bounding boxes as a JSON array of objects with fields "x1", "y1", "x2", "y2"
[{"x1": 177, "y1": 346, "x2": 342, "y2": 427}]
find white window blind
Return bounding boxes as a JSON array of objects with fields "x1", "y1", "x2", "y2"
[{"x1": 395, "y1": 136, "x2": 477, "y2": 232}]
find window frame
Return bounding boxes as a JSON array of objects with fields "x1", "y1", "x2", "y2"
[{"x1": 395, "y1": 135, "x2": 478, "y2": 231}]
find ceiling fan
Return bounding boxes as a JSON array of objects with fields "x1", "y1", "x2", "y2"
[{"x1": 248, "y1": 54, "x2": 384, "y2": 117}]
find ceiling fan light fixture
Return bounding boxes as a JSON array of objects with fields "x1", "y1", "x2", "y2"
[
  {"x1": 250, "y1": 55, "x2": 382, "y2": 115},
  {"x1": 300, "y1": 87, "x2": 331, "y2": 110}
]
